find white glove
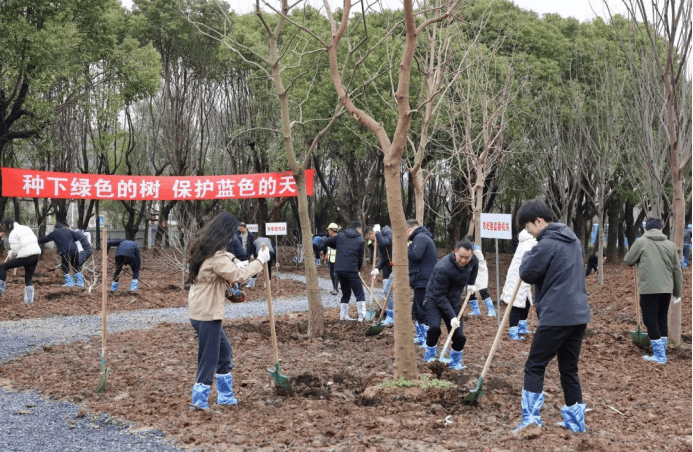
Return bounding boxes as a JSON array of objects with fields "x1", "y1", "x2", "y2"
[
  {"x1": 257, "y1": 247, "x2": 270, "y2": 264},
  {"x1": 467, "y1": 285, "x2": 477, "y2": 293},
  {"x1": 673, "y1": 296, "x2": 681, "y2": 304},
  {"x1": 450, "y1": 318, "x2": 460, "y2": 329},
  {"x1": 373, "y1": 224, "x2": 381, "y2": 233},
  {"x1": 370, "y1": 268, "x2": 379, "y2": 276},
  {"x1": 237, "y1": 260, "x2": 249, "y2": 268}
]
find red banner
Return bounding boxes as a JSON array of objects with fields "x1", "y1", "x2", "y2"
[{"x1": 1, "y1": 168, "x2": 314, "y2": 200}]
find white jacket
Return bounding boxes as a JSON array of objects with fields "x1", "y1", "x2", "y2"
[
  {"x1": 8, "y1": 223, "x2": 41, "y2": 259},
  {"x1": 472, "y1": 247, "x2": 489, "y2": 290},
  {"x1": 501, "y1": 229, "x2": 537, "y2": 307}
]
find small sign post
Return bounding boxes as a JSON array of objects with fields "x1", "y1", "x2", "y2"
[
  {"x1": 480, "y1": 213, "x2": 513, "y2": 336},
  {"x1": 265, "y1": 222, "x2": 287, "y2": 289}
]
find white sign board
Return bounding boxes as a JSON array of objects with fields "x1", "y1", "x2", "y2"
[
  {"x1": 246, "y1": 223, "x2": 258, "y2": 233},
  {"x1": 265, "y1": 222, "x2": 287, "y2": 236},
  {"x1": 480, "y1": 213, "x2": 512, "y2": 240}
]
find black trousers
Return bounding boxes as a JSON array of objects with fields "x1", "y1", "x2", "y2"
[
  {"x1": 470, "y1": 288, "x2": 491, "y2": 302},
  {"x1": 509, "y1": 303, "x2": 530, "y2": 327},
  {"x1": 524, "y1": 324, "x2": 586, "y2": 406},
  {"x1": 327, "y1": 262, "x2": 338, "y2": 290},
  {"x1": 412, "y1": 287, "x2": 428, "y2": 325},
  {"x1": 337, "y1": 271, "x2": 365, "y2": 304},
  {"x1": 425, "y1": 299, "x2": 466, "y2": 351},
  {"x1": 113, "y1": 255, "x2": 140, "y2": 281},
  {"x1": 640, "y1": 293, "x2": 670, "y2": 340},
  {"x1": 190, "y1": 319, "x2": 233, "y2": 386},
  {"x1": 0, "y1": 255, "x2": 39, "y2": 286}
]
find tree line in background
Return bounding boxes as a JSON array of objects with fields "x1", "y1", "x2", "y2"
[{"x1": 1, "y1": 0, "x2": 690, "y2": 377}]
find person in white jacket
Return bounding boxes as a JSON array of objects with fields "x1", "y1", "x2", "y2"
[
  {"x1": 464, "y1": 235, "x2": 496, "y2": 317},
  {"x1": 0, "y1": 218, "x2": 42, "y2": 304},
  {"x1": 500, "y1": 229, "x2": 537, "y2": 340}
]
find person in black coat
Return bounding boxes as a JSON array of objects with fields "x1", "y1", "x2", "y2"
[
  {"x1": 226, "y1": 233, "x2": 247, "y2": 261},
  {"x1": 422, "y1": 240, "x2": 478, "y2": 371},
  {"x1": 513, "y1": 200, "x2": 591, "y2": 433},
  {"x1": 107, "y1": 239, "x2": 141, "y2": 291},
  {"x1": 38, "y1": 222, "x2": 92, "y2": 288},
  {"x1": 407, "y1": 219, "x2": 437, "y2": 346},
  {"x1": 584, "y1": 251, "x2": 606, "y2": 277},
  {"x1": 321, "y1": 221, "x2": 366, "y2": 321},
  {"x1": 365, "y1": 224, "x2": 395, "y2": 323}
]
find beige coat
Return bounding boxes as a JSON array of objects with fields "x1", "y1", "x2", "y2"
[{"x1": 188, "y1": 250, "x2": 263, "y2": 321}]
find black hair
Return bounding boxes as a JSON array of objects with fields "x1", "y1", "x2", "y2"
[
  {"x1": 187, "y1": 212, "x2": 239, "y2": 284},
  {"x1": 406, "y1": 219, "x2": 419, "y2": 229},
  {"x1": 517, "y1": 200, "x2": 553, "y2": 226},
  {"x1": 349, "y1": 221, "x2": 361, "y2": 229},
  {"x1": 463, "y1": 234, "x2": 477, "y2": 244},
  {"x1": 456, "y1": 239, "x2": 474, "y2": 251},
  {"x1": 645, "y1": 218, "x2": 662, "y2": 230},
  {"x1": 0, "y1": 218, "x2": 14, "y2": 234},
  {"x1": 363, "y1": 225, "x2": 374, "y2": 234}
]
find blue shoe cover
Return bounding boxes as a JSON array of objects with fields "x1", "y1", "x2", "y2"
[
  {"x1": 643, "y1": 338, "x2": 667, "y2": 364},
  {"x1": 518, "y1": 320, "x2": 528, "y2": 335},
  {"x1": 483, "y1": 298, "x2": 496, "y2": 317},
  {"x1": 469, "y1": 300, "x2": 481, "y2": 316},
  {"x1": 512, "y1": 389, "x2": 544, "y2": 432},
  {"x1": 0, "y1": 280, "x2": 5, "y2": 296},
  {"x1": 418, "y1": 324, "x2": 429, "y2": 348},
  {"x1": 423, "y1": 346, "x2": 438, "y2": 362},
  {"x1": 448, "y1": 350, "x2": 467, "y2": 370},
  {"x1": 216, "y1": 373, "x2": 238, "y2": 405},
  {"x1": 382, "y1": 309, "x2": 394, "y2": 325},
  {"x1": 509, "y1": 326, "x2": 525, "y2": 341},
  {"x1": 130, "y1": 279, "x2": 139, "y2": 291},
  {"x1": 413, "y1": 323, "x2": 423, "y2": 345},
  {"x1": 191, "y1": 383, "x2": 210, "y2": 410},
  {"x1": 75, "y1": 272, "x2": 85, "y2": 287},
  {"x1": 110, "y1": 282, "x2": 118, "y2": 292},
  {"x1": 62, "y1": 274, "x2": 75, "y2": 287},
  {"x1": 557, "y1": 403, "x2": 586, "y2": 432}
]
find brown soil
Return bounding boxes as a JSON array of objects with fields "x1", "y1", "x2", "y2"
[{"x1": 0, "y1": 249, "x2": 690, "y2": 451}]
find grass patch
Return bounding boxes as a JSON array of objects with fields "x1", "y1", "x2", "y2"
[{"x1": 377, "y1": 375, "x2": 453, "y2": 390}]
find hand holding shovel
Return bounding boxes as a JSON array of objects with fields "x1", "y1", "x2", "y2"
[{"x1": 438, "y1": 290, "x2": 474, "y2": 362}]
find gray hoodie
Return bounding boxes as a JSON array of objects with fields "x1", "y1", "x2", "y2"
[{"x1": 519, "y1": 223, "x2": 591, "y2": 327}]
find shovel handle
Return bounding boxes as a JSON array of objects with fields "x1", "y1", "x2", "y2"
[
  {"x1": 261, "y1": 244, "x2": 280, "y2": 365},
  {"x1": 439, "y1": 289, "x2": 474, "y2": 358},
  {"x1": 359, "y1": 273, "x2": 383, "y2": 310},
  {"x1": 369, "y1": 235, "x2": 378, "y2": 308},
  {"x1": 477, "y1": 278, "x2": 523, "y2": 382}
]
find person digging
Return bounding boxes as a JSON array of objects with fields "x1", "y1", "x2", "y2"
[
  {"x1": 464, "y1": 235, "x2": 496, "y2": 317},
  {"x1": 422, "y1": 239, "x2": 478, "y2": 370},
  {"x1": 514, "y1": 199, "x2": 591, "y2": 433},
  {"x1": 0, "y1": 218, "x2": 41, "y2": 305},
  {"x1": 365, "y1": 223, "x2": 394, "y2": 325},
  {"x1": 106, "y1": 238, "x2": 141, "y2": 291},
  {"x1": 624, "y1": 217, "x2": 682, "y2": 364},
  {"x1": 37, "y1": 222, "x2": 92, "y2": 288}
]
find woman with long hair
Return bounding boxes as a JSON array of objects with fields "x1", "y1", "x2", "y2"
[
  {"x1": 0, "y1": 218, "x2": 41, "y2": 304},
  {"x1": 187, "y1": 212, "x2": 270, "y2": 410}
]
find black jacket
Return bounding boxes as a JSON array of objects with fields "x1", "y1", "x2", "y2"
[
  {"x1": 38, "y1": 224, "x2": 87, "y2": 256},
  {"x1": 107, "y1": 239, "x2": 141, "y2": 270},
  {"x1": 375, "y1": 226, "x2": 393, "y2": 278},
  {"x1": 321, "y1": 227, "x2": 364, "y2": 273},
  {"x1": 408, "y1": 226, "x2": 437, "y2": 289},
  {"x1": 425, "y1": 252, "x2": 479, "y2": 320},
  {"x1": 226, "y1": 234, "x2": 247, "y2": 260},
  {"x1": 520, "y1": 223, "x2": 591, "y2": 327}
]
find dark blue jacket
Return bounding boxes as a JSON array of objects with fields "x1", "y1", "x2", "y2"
[
  {"x1": 520, "y1": 223, "x2": 591, "y2": 327},
  {"x1": 321, "y1": 227, "x2": 364, "y2": 273},
  {"x1": 425, "y1": 252, "x2": 479, "y2": 320},
  {"x1": 236, "y1": 230, "x2": 256, "y2": 259},
  {"x1": 408, "y1": 226, "x2": 437, "y2": 289},
  {"x1": 107, "y1": 239, "x2": 141, "y2": 270},
  {"x1": 226, "y1": 234, "x2": 247, "y2": 260},
  {"x1": 375, "y1": 226, "x2": 393, "y2": 278},
  {"x1": 38, "y1": 224, "x2": 92, "y2": 265}
]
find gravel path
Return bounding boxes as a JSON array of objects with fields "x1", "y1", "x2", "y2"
[{"x1": 0, "y1": 273, "x2": 353, "y2": 451}]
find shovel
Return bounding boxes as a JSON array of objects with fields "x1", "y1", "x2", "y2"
[
  {"x1": 630, "y1": 266, "x2": 650, "y2": 348},
  {"x1": 366, "y1": 235, "x2": 378, "y2": 321},
  {"x1": 462, "y1": 278, "x2": 522, "y2": 404},
  {"x1": 95, "y1": 229, "x2": 110, "y2": 393},
  {"x1": 365, "y1": 280, "x2": 395, "y2": 337},
  {"x1": 260, "y1": 244, "x2": 292, "y2": 391},
  {"x1": 437, "y1": 289, "x2": 474, "y2": 363},
  {"x1": 359, "y1": 273, "x2": 384, "y2": 311}
]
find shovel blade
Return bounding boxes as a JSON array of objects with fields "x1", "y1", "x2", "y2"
[
  {"x1": 267, "y1": 363, "x2": 292, "y2": 391},
  {"x1": 462, "y1": 378, "x2": 484, "y2": 405},
  {"x1": 365, "y1": 322, "x2": 386, "y2": 337},
  {"x1": 630, "y1": 330, "x2": 651, "y2": 348}
]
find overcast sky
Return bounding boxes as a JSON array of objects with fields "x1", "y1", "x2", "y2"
[{"x1": 120, "y1": 0, "x2": 630, "y2": 22}]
